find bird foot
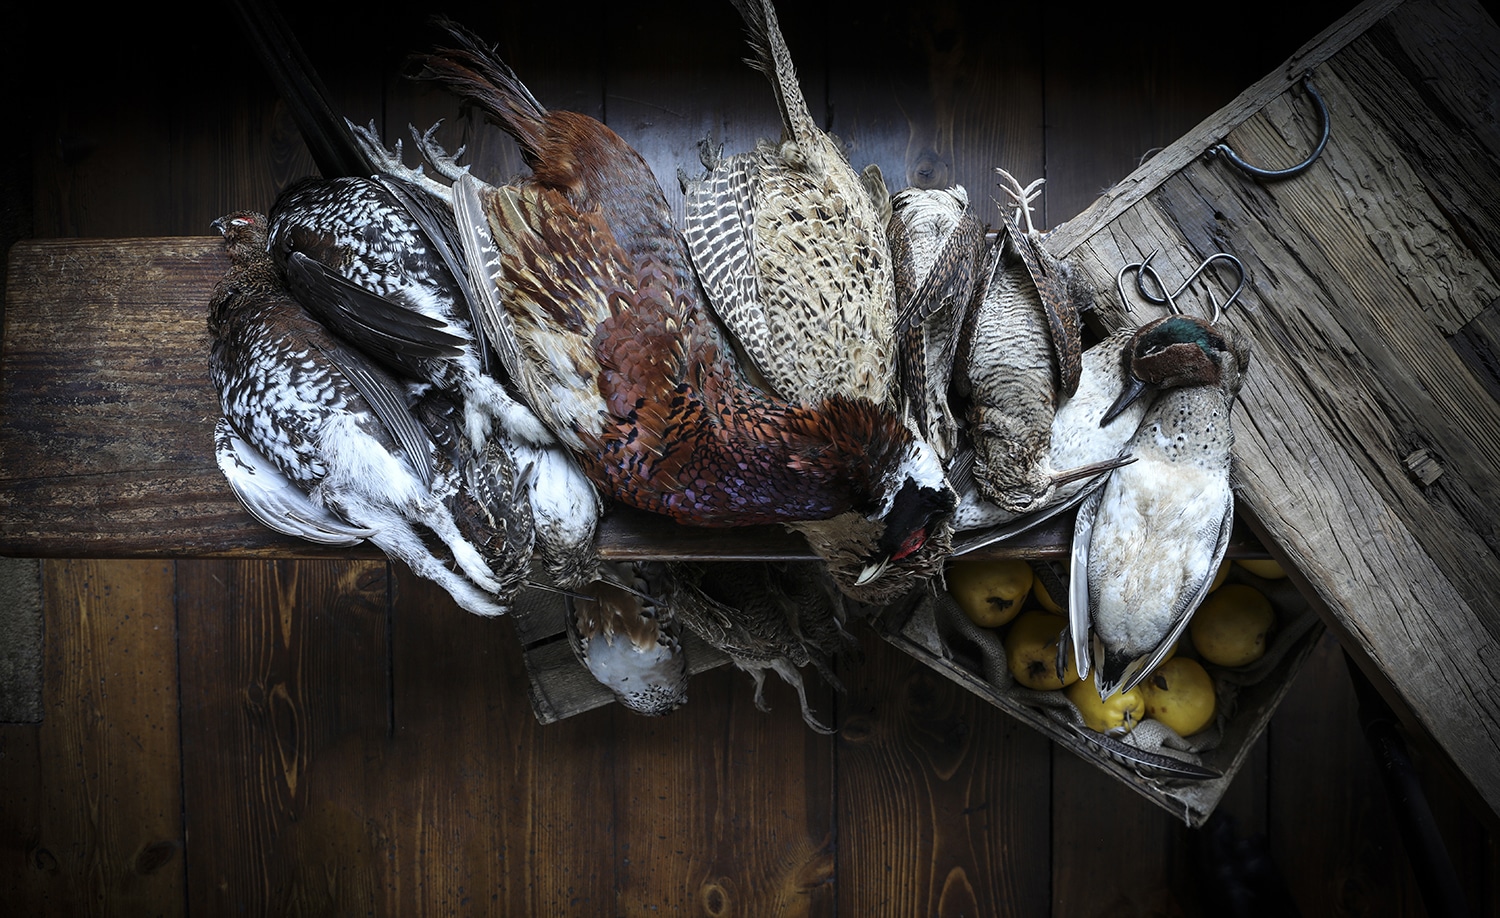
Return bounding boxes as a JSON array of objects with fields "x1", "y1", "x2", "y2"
[
  {"x1": 994, "y1": 167, "x2": 1046, "y2": 236},
  {"x1": 346, "y1": 119, "x2": 458, "y2": 202},
  {"x1": 696, "y1": 135, "x2": 724, "y2": 172},
  {"x1": 409, "y1": 121, "x2": 473, "y2": 185}
]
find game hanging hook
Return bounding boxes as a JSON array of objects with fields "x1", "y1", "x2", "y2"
[
  {"x1": 1118, "y1": 250, "x2": 1246, "y2": 324},
  {"x1": 1208, "y1": 74, "x2": 1331, "y2": 181}
]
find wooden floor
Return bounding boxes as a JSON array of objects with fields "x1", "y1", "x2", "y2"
[{"x1": 3, "y1": 1, "x2": 1498, "y2": 914}]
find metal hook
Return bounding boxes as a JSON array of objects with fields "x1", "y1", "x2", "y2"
[
  {"x1": 1209, "y1": 75, "x2": 1330, "y2": 181},
  {"x1": 1118, "y1": 250, "x2": 1246, "y2": 324},
  {"x1": 1115, "y1": 252, "x2": 1155, "y2": 315}
]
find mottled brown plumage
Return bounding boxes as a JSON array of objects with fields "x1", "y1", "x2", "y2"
[
  {"x1": 682, "y1": 0, "x2": 897, "y2": 406},
  {"x1": 956, "y1": 170, "x2": 1095, "y2": 515},
  {"x1": 888, "y1": 185, "x2": 989, "y2": 461},
  {"x1": 412, "y1": 18, "x2": 954, "y2": 601},
  {"x1": 994, "y1": 170, "x2": 1083, "y2": 398},
  {"x1": 648, "y1": 560, "x2": 855, "y2": 733}
]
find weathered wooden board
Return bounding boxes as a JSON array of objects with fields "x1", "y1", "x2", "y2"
[
  {"x1": 0, "y1": 237, "x2": 1096, "y2": 561},
  {"x1": 1046, "y1": 0, "x2": 1500, "y2": 816}
]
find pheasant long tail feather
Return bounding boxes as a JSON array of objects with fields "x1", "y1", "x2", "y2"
[
  {"x1": 453, "y1": 175, "x2": 533, "y2": 398},
  {"x1": 730, "y1": 0, "x2": 816, "y2": 149},
  {"x1": 410, "y1": 17, "x2": 550, "y2": 162}
]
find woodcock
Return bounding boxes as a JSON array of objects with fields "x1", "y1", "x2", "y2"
[
  {"x1": 1069, "y1": 318, "x2": 1252, "y2": 699},
  {"x1": 887, "y1": 185, "x2": 989, "y2": 464},
  {"x1": 956, "y1": 169, "x2": 1104, "y2": 518},
  {"x1": 411, "y1": 18, "x2": 955, "y2": 609},
  {"x1": 950, "y1": 315, "x2": 1222, "y2": 551}
]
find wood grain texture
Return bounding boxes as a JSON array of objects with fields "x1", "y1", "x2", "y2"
[
  {"x1": 1046, "y1": 0, "x2": 1500, "y2": 818},
  {"x1": 5, "y1": 0, "x2": 1500, "y2": 914},
  {"x1": 0, "y1": 561, "x2": 183, "y2": 917},
  {"x1": 380, "y1": 566, "x2": 620, "y2": 914},
  {"x1": 836, "y1": 632, "x2": 1052, "y2": 917},
  {"x1": 611, "y1": 666, "x2": 837, "y2": 916},
  {"x1": 1268, "y1": 634, "x2": 1430, "y2": 915},
  {"x1": 176, "y1": 559, "x2": 391, "y2": 916},
  {"x1": 1051, "y1": 747, "x2": 1196, "y2": 918}
]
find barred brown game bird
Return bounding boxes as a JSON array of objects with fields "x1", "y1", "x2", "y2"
[
  {"x1": 956, "y1": 169, "x2": 1110, "y2": 518},
  {"x1": 887, "y1": 184, "x2": 989, "y2": 463},
  {"x1": 674, "y1": 1, "x2": 957, "y2": 601},
  {"x1": 208, "y1": 211, "x2": 521, "y2": 617},
  {"x1": 411, "y1": 19, "x2": 954, "y2": 605},
  {"x1": 683, "y1": 0, "x2": 898, "y2": 407},
  {"x1": 646, "y1": 560, "x2": 856, "y2": 734},
  {"x1": 412, "y1": 386, "x2": 536, "y2": 605}
]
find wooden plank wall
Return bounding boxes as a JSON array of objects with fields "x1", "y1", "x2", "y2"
[{"x1": 2, "y1": 1, "x2": 1497, "y2": 915}]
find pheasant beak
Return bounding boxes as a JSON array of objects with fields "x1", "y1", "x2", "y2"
[{"x1": 854, "y1": 557, "x2": 891, "y2": 587}]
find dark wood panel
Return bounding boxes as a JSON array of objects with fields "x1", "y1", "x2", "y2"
[
  {"x1": 176, "y1": 559, "x2": 391, "y2": 915},
  {"x1": 0, "y1": 561, "x2": 184, "y2": 917},
  {"x1": 0, "y1": 725, "x2": 42, "y2": 906},
  {"x1": 1051, "y1": 747, "x2": 1197, "y2": 917},
  {"x1": 830, "y1": 0, "x2": 1046, "y2": 207},
  {"x1": 380, "y1": 568, "x2": 621, "y2": 913},
  {"x1": 836, "y1": 633, "x2": 1053, "y2": 916},
  {"x1": 1042, "y1": 1, "x2": 1359, "y2": 228},
  {"x1": 609, "y1": 667, "x2": 837, "y2": 915},
  {"x1": 1267, "y1": 633, "x2": 1429, "y2": 915}
]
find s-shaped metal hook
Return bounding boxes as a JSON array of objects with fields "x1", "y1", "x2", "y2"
[{"x1": 1117, "y1": 249, "x2": 1246, "y2": 324}]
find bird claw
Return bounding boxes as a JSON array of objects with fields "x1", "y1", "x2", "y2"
[
  {"x1": 410, "y1": 121, "x2": 473, "y2": 184},
  {"x1": 346, "y1": 119, "x2": 459, "y2": 202},
  {"x1": 696, "y1": 135, "x2": 724, "y2": 172},
  {"x1": 348, "y1": 118, "x2": 406, "y2": 175},
  {"x1": 994, "y1": 167, "x2": 1045, "y2": 236}
]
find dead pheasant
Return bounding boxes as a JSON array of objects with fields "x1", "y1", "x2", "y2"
[{"x1": 410, "y1": 18, "x2": 955, "y2": 606}]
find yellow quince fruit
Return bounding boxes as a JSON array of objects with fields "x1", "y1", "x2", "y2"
[
  {"x1": 1191, "y1": 583, "x2": 1275, "y2": 667},
  {"x1": 1142, "y1": 658, "x2": 1217, "y2": 736},
  {"x1": 1066, "y1": 680, "x2": 1145, "y2": 735},
  {"x1": 1235, "y1": 557, "x2": 1287, "y2": 580},
  {"x1": 1005, "y1": 609, "x2": 1079, "y2": 690},
  {"x1": 946, "y1": 558, "x2": 1033, "y2": 628}
]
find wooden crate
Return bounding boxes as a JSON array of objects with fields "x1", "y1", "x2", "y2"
[{"x1": 873, "y1": 561, "x2": 1323, "y2": 827}]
